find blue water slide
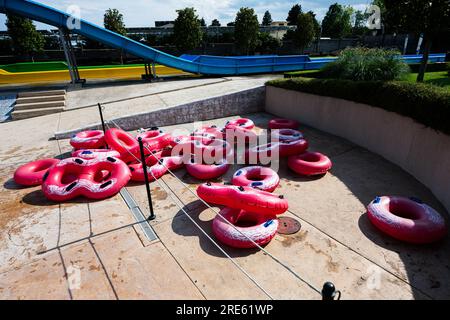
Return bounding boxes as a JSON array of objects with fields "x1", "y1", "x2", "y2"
[{"x1": 0, "y1": 0, "x2": 446, "y2": 75}]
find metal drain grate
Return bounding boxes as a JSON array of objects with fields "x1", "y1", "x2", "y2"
[
  {"x1": 120, "y1": 188, "x2": 158, "y2": 241},
  {"x1": 277, "y1": 217, "x2": 302, "y2": 235}
]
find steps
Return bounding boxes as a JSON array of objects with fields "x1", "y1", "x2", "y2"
[{"x1": 12, "y1": 89, "x2": 66, "y2": 120}]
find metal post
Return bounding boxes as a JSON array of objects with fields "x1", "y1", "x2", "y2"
[
  {"x1": 138, "y1": 137, "x2": 156, "y2": 220},
  {"x1": 59, "y1": 28, "x2": 75, "y2": 84},
  {"x1": 321, "y1": 282, "x2": 341, "y2": 300},
  {"x1": 97, "y1": 103, "x2": 108, "y2": 149}
]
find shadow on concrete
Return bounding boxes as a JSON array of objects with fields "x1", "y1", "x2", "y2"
[{"x1": 3, "y1": 178, "x2": 32, "y2": 190}]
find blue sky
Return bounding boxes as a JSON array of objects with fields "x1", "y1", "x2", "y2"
[{"x1": 0, "y1": 0, "x2": 372, "y2": 30}]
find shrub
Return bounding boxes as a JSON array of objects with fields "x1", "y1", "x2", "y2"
[
  {"x1": 321, "y1": 47, "x2": 410, "y2": 81},
  {"x1": 266, "y1": 77, "x2": 450, "y2": 135}
]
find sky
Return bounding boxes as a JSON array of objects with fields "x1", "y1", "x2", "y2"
[{"x1": 0, "y1": 0, "x2": 372, "y2": 31}]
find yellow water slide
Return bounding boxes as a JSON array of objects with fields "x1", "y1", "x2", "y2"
[{"x1": 0, "y1": 65, "x2": 191, "y2": 85}]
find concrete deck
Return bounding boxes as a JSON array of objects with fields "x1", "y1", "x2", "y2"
[{"x1": 0, "y1": 77, "x2": 449, "y2": 300}]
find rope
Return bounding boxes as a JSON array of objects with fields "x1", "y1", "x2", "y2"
[
  {"x1": 108, "y1": 118, "x2": 322, "y2": 296},
  {"x1": 103, "y1": 120, "x2": 274, "y2": 299}
]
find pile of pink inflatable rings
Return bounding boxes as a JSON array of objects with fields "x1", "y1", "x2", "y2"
[{"x1": 12, "y1": 116, "x2": 446, "y2": 245}]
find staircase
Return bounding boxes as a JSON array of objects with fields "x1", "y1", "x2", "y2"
[{"x1": 11, "y1": 89, "x2": 66, "y2": 120}]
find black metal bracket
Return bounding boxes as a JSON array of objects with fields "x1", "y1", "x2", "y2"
[{"x1": 322, "y1": 282, "x2": 341, "y2": 300}]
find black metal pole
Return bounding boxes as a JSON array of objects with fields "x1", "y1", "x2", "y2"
[
  {"x1": 97, "y1": 103, "x2": 108, "y2": 149},
  {"x1": 138, "y1": 137, "x2": 155, "y2": 220}
]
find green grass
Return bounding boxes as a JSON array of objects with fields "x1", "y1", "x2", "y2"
[
  {"x1": 404, "y1": 71, "x2": 450, "y2": 91},
  {"x1": 284, "y1": 69, "x2": 323, "y2": 78}
]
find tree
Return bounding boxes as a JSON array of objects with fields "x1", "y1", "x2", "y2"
[
  {"x1": 199, "y1": 17, "x2": 206, "y2": 27},
  {"x1": 234, "y1": 7, "x2": 260, "y2": 55},
  {"x1": 287, "y1": 4, "x2": 302, "y2": 25},
  {"x1": 211, "y1": 19, "x2": 221, "y2": 27},
  {"x1": 173, "y1": 8, "x2": 203, "y2": 52},
  {"x1": 5, "y1": 14, "x2": 44, "y2": 60},
  {"x1": 104, "y1": 9, "x2": 126, "y2": 64},
  {"x1": 256, "y1": 32, "x2": 280, "y2": 53},
  {"x1": 306, "y1": 11, "x2": 321, "y2": 36},
  {"x1": 381, "y1": 0, "x2": 450, "y2": 82},
  {"x1": 321, "y1": 3, "x2": 353, "y2": 38},
  {"x1": 104, "y1": 9, "x2": 126, "y2": 35},
  {"x1": 352, "y1": 10, "x2": 369, "y2": 36},
  {"x1": 262, "y1": 11, "x2": 273, "y2": 26},
  {"x1": 227, "y1": 22, "x2": 235, "y2": 27},
  {"x1": 292, "y1": 12, "x2": 316, "y2": 52}
]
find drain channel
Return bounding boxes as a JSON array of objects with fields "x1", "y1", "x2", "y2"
[{"x1": 120, "y1": 188, "x2": 158, "y2": 242}]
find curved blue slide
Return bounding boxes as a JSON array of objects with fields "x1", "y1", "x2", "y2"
[{"x1": 0, "y1": 0, "x2": 446, "y2": 75}]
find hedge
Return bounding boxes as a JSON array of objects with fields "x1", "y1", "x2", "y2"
[{"x1": 266, "y1": 77, "x2": 450, "y2": 135}]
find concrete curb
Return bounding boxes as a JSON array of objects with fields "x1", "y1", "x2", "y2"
[
  {"x1": 265, "y1": 86, "x2": 450, "y2": 214},
  {"x1": 54, "y1": 86, "x2": 265, "y2": 139}
]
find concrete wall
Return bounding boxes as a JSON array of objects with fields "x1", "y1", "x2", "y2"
[
  {"x1": 55, "y1": 86, "x2": 265, "y2": 139},
  {"x1": 265, "y1": 86, "x2": 450, "y2": 213}
]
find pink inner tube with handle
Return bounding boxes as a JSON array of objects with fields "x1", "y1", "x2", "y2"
[
  {"x1": 232, "y1": 166, "x2": 280, "y2": 192},
  {"x1": 367, "y1": 196, "x2": 447, "y2": 244},
  {"x1": 213, "y1": 207, "x2": 279, "y2": 248}
]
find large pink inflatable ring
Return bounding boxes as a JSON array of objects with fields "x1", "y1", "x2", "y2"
[
  {"x1": 213, "y1": 207, "x2": 279, "y2": 248},
  {"x1": 225, "y1": 118, "x2": 255, "y2": 130},
  {"x1": 72, "y1": 149, "x2": 121, "y2": 160},
  {"x1": 367, "y1": 196, "x2": 447, "y2": 244},
  {"x1": 269, "y1": 118, "x2": 299, "y2": 130},
  {"x1": 136, "y1": 127, "x2": 172, "y2": 151},
  {"x1": 288, "y1": 152, "x2": 331, "y2": 176},
  {"x1": 196, "y1": 182, "x2": 288, "y2": 216},
  {"x1": 42, "y1": 157, "x2": 131, "y2": 201},
  {"x1": 232, "y1": 166, "x2": 280, "y2": 192},
  {"x1": 185, "y1": 159, "x2": 230, "y2": 180},
  {"x1": 14, "y1": 158, "x2": 60, "y2": 186},
  {"x1": 104, "y1": 128, "x2": 139, "y2": 162},
  {"x1": 70, "y1": 130, "x2": 105, "y2": 150}
]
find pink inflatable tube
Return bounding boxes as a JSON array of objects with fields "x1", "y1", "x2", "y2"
[
  {"x1": 14, "y1": 158, "x2": 60, "y2": 186},
  {"x1": 269, "y1": 118, "x2": 299, "y2": 130},
  {"x1": 185, "y1": 159, "x2": 230, "y2": 180},
  {"x1": 196, "y1": 182, "x2": 288, "y2": 216},
  {"x1": 128, "y1": 150, "x2": 184, "y2": 182},
  {"x1": 70, "y1": 130, "x2": 105, "y2": 150},
  {"x1": 71, "y1": 149, "x2": 121, "y2": 159},
  {"x1": 136, "y1": 127, "x2": 172, "y2": 151},
  {"x1": 42, "y1": 157, "x2": 131, "y2": 201},
  {"x1": 225, "y1": 118, "x2": 255, "y2": 130},
  {"x1": 367, "y1": 196, "x2": 447, "y2": 244},
  {"x1": 232, "y1": 166, "x2": 280, "y2": 192},
  {"x1": 213, "y1": 207, "x2": 279, "y2": 248},
  {"x1": 288, "y1": 152, "x2": 331, "y2": 176}
]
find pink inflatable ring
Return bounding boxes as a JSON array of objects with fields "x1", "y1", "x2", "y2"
[
  {"x1": 367, "y1": 196, "x2": 447, "y2": 244},
  {"x1": 288, "y1": 152, "x2": 331, "y2": 176},
  {"x1": 225, "y1": 118, "x2": 255, "y2": 130},
  {"x1": 185, "y1": 159, "x2": 230, "y2": 180},
  {"x1": 232, "y1": 166, "x2": 279, "y2": 192},
  {"x1": 13, "y1": 158, "x2": 60, "y2": 186},
  {"x1": 70, "y1": 130, "x2": 105, "y2": 150},
  {"x1": 213, "y1": 207, "x2": 279, "y2": 248},
  {"x1": 269, "y1": 118, "x2": 299, "y2": 130}
]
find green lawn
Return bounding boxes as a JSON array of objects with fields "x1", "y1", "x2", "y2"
[{"x1": 404, "y1": 71, "x2": 450, "y2": 91}]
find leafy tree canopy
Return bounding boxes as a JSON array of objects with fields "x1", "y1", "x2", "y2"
[
  {"x1": 5, "y1": 14, "x2": 44, "y2": 58},
  {"x1": 104, "y1": 8, "x2": 126, "y2": 36},
  {"x1": 234, "y1": 7, "x2": 260, "y2": 55},
  {"x1": 173, "y1": 7, "x2": 203, "y2": 51},
  {"x1": 287, "y1": 4, "x2": 302, "y2": 25},
  {"x1": 321, "y1": 3, "x2": 353, "y2": 38},
  {"x1": 262, "y1": 10, "x2": 273, "y2": 26}
]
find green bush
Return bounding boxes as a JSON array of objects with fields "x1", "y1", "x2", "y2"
[
  {"x1": 321, "y1": 47, "x2": 410, "y2": 81},
  {"x1": 266, "y1": 77, "x2": 450, "y2": 135}
]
